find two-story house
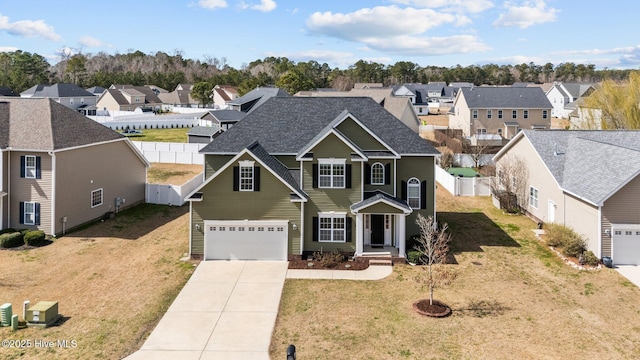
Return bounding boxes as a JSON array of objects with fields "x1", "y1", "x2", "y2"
[
  {"x1": 449, "y1": 87, "x2": 553, "y2": 140},
  {"x1": 97, "y1": 85, "x2": 164, "y2": 112},
  {"x1": 0, "y1": 98, "x2": 148, "y2": 235},
  {"x1": 546, "y1": 82, "x2": 595, "y2": 118},
  {"x1": 186, "y1": 97, "x2": 439, "y2": 261}
]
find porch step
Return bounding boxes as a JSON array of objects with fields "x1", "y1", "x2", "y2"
[
  {"x1": 368, "y1": 259, "x2": 393, "y2": 266},
  {"x1": 361, "y1": 251, "x2": 393, "y2": 257}
]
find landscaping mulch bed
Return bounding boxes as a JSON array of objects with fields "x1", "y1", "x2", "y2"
[
  {"x1": 413, "y1": 299, "x2": 452, "y2": 318},
  {"x1": 288, "y1": 257, "x2": 370, "y2": 270}
]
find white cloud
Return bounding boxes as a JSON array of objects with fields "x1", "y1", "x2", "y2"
[
  {"x1": 0, "y1": 46, "x2": 19, "y2": 53},
  {"x1": 0, "y1": 13, "x2": 61, "y2": 41},
  {"x1": 198, "y1": 0, "x2": 228, "y2": 10},
  {"x1": 390, "y1": 0, "x2": 495, "y2": 13},
  {"x1": 79, "y1": 36, "x2": 104, "y2": 48},
  {"x1": 307, "y1": 6, "x2": 468, "y2": 40},
  {"x1": 251, "y1": 0, "x2": 276, "y2": 12},
  {"x1": 365, "y1": 34, "x2": 490, "y2": 55},
  {"x1": 493, "y1": 0, "x2": 559, "y2": 28}
]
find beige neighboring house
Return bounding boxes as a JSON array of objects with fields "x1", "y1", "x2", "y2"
[
  {"x1": 0, "y1": 98, "x2": 149, "y2": 236},
  {"x1": 295, "y1": 88, "x2": 420, "y2": 132},
  {"x1": 213, "y1": 85, "x2": 239, "y2": 109},
  {"x1": 97, "y1": 85, "x2": 164, "y2": 112},
  {"x1": 449, "y1": 87, "x2": 553, "y2": 141},
  {"x1": 494, "y1": 130, "x2": 640, "y2": 265},
  {"x1": 158, "y1": 83, "x2": 201, "y2": 109}
]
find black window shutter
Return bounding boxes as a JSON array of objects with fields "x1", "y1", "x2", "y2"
[
  {"x1": 312, "y1": 216, "x2": 318, "y2": 242},
  {"x1": 35, "y1": 203, "x2": 41, "y2": 225},
  {"x1": 233, "y1": 166, "x2": 239, "y2": 191},
  {"x1": 346, "y1": 164, "x2": 352, "y2": 188},
  {"x1": 254, "y1": 167, "x2": 260, "y2": 191},
  {"x1": 364, "y1": 163, "x2": 371, "y2": 185},
  {"x1": 346, "y1": 217, "x2": 352, "y2": 242},
  {"x1": 20, "y1": 156, "x2": 25, "y2": 178},
  {"x1": 401, "y1": 180, "x2": 407, "y2": 200},
  {"x1": 421, "y1": 181, "x2": 427, "y2": 209},
  {"x1": 19, "y1": 202, "x2": 24, "y2": 224},
  {"x1": 385, "y1": 163, "x2": 391, "y2": 185},
  {"x1": 35, "y1": 156, "x2": 41, "y2": 179},
  {"x1": 312, "y1": 164, "x2": 318, "y2": 188}
]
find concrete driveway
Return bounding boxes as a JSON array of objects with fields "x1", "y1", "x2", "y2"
[
  {"x1": 616, "y1": 265, "x2": 640, "y2": 288},
  {"x1": 125, "y1": 260, "x2": 288, "y2": 360}
]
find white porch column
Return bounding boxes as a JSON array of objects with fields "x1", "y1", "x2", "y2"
[
  {"x1": 355, "y1": 213, "x2": 363, "y2": 256},
  {"x1": 398, "y1": 214, "x2": 406, "y2": 258}
]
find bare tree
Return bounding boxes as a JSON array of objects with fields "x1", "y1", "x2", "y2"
[
  {"x1": 413, "y1": 214, "x2": 452, "y2": 306},
  {"x1": 491, "y1": 154, "x2": 529, "y2": 213},
  {"x1": 464, "y1": 139, "x2": 491, "y2": 168}
]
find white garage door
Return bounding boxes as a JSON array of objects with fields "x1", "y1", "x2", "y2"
[
  {"x1": 612, "y1": 225, "x2": 640, "y2": 265},
  {"x1": 204, "y1": 220, "x2": 288, "y2": 261}
]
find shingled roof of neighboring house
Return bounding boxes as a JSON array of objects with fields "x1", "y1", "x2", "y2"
[
  {"x1": 501, "y1": 130, "x2": 640, "y2": 206},
  {"x1": 460, "y1": 87, "x2": 552, "y2": 109},
  {"x1": 109, "y1": 85, "x2": 163, "y2": 104},
  {"x1": 0, "y1": 87, "x2": 18, "y2": 97},
  {"x1": 0, "y1": 98, "x2": 124, "y2": 150},
  {"x1": 21, "y1": 83, "x2": 94, "y2": 98},
  {"x1": 227, "y1": 86, "x2": 290, "y2": 113},
  {"x1": 201, "y1": 109, "x2": 246, "y2": 122},
  {"x1": 201, "y1": 96, "x2": 439, "y2": 155}
]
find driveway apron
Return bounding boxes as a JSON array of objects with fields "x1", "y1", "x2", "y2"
[{"x1": 124, "y1": 260, "x2": 288, "y2": 360}]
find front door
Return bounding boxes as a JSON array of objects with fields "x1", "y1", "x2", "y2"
[{"x1": 371, "y1": 214, "x2": 385, "y2": 247}]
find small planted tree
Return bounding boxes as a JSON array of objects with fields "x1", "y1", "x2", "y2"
[{"x1": 413, "y1": 214, "x2": 453, "y2": 316}]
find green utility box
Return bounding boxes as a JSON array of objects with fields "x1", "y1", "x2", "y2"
[
  {"x1": 26, "y1": 301, "x2": 60, "y2": 328},
  {"x1": 0, "y1": 303, "x2": 12, "y2": 327}
]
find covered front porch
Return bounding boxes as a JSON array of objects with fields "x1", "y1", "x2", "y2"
[{"x1": 350, "y1": 191, "x2": 412, "y2": 258}]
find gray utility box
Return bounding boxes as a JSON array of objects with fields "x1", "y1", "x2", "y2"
[{"x1": 26, "y1": 301, "x2": 61, "y2": 328}]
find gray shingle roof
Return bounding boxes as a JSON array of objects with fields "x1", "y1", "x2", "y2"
[
  {"x1": 0, "y1": 98, "x2": 123, "y2": 150},
  {"x1": 188, "y1": 126, "x2": 220, "y2": 136},
  {"x1": 206, "y1": 109, "x2": 246, "y2": 122},
  {"x1": 227, "y1": 87, "x2": 290, "y2": 113},
  {"x1": 21, "y1": 83, "x2": 94, "y2": 98},
  {"x1": 350, "y1": 190, "x2": 411, "y2": 213},
  {"x1": 246, "y1": 142, "x2": 307, "y2": 199},
  {"x1": 200, "y1": 97, "x2": 439, "y2": 155},
  {"x1": 522, "y1": 130, "x2": 640, "y2": 205},
  {"x1": 460, "y1": 87, "x2": 552, "y2": 109}
]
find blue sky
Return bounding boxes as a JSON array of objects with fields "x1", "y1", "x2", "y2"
[{"x1": 1, "y1": 0, "x2": 639, "y2": 70}]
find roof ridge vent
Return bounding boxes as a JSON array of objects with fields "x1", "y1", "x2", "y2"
[{"x1": 553, "y1": 143, "x2": 565, "y2": 156}]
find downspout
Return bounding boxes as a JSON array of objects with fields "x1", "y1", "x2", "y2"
[
  {"x1": 393, "y1": 158, "x2": 397, "y2": 197},
  {"x1": 49, "y1": 151, "x2": 56, "y2": 235},
  {"x1": 6, "y1": 149, "x2": 10, "y2": 228},
  {"x1": 300, "y1": 201, "x2": 304, "y2": 256},
  {"x1": 188, "y1": 201, "x2": 193, "y2": 258}
]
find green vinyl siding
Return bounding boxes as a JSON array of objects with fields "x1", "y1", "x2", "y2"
[
  {"x1": 302, "y1": 133, "x2": 361, "y2": 253},
  {"x1": 274, "y1": 155, "x2": 299, "y2": 169},
  {"x1": 192, "y1": 153, "x2": 302, "y2": 256},
  {"x1": 204, "y1": 155, "x2": 233, "y2": 179},
  {"x1": 335, "y1": 117, "x2": 387, "y2": 150},
  {"x1": 359, "y1": 202, "x2": 404, "y2": 214},
  {"x1": 396, "y1": 155, "x2": 436, "y2": 236}
]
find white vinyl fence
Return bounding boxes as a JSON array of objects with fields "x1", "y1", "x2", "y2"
[
  {"x1": 146, "y1": 173, "x2": 204, "y2": 206},
  {"x1": 132, "y1": 141, "x2": 205, "y2": 165},
  {"x1": 436, "y1": 166, "x2": 491, "y2": 196}
]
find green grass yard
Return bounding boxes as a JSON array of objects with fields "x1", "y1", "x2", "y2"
[{"x1": 125, "y1": 128, "x2": 190, "y2": 143}]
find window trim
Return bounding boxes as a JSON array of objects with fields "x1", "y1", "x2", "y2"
[
  {"x1": 472, "y1": 109, "x2": 478, "y2": 119},
  {"x1": 25, "y1": 155, "x2": 37, "y2": 179},
  {"x1": 523, "y1": 110, "x2": 529, "y2": 119},
  {"x1": 529, "y1": 186, "x2": 539, "y2": 209},
  {"x1": 23, "y1": 201, "x2": 36, "y2": 225},
  {"x1": 318, "y1": 158, "x2": 346, "y2": 189},
  {"x1": 487, "y1": 109, "x2": 492, "y2": 119},
  {"x1": 91, "y1": 188, "x2": 103, "y2": 208},
  {"x1": 371, "y1": 162, "x2": 385, "y2": 185},
  {"x1": 512, "y1": 110, "x2": 517, "y2": 119},
  {"x1": 498, "y1": 109, "x2": 503, "y2": 119},
  {"x1": 407, "y1": 177, "x2": 421, "y2": 209},
  {"x1": 542, "y1": 110, "x2": 548, "y2": 119},
  {"x1": 239, "y1": 160, "x2": 255, "y2": 191},
  {"x1": 318, "y1": 212, "x2": 346, "y2": 243}
]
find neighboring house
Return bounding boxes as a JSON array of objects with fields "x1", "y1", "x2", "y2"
[
  {"x1": 20, "y1": 83, "x2": 96, "y2": 113},
  {"x1": 494, "y1": 130, "x2": 640, "y2": 265},
  {"x1": 86, "y1": 86, "x2": 106, "y2": 97},
  {"x1": 227, "y1": 86, "x2": 290, "y2": 113},
  {"x1": 186, "y1": 97, "x2": 439, "y2": 261},
  {"x1": 212, "y1": 85, "x2": 239, "y2": 109},
  {"x1": 158, "y1": 83, "x2": 201, "y2": 109},
  {"x1": 97, "y1": 85, "x2": 164, "y2": 112},
  {"x1": 294, "y1": 88, "x2": 420, "y2": 132},
  {"x1": 546, "y1": 82, "x2": 595, "y2": 118},
  {"x1": 393, "y1": 83, "x2": 457, "y2": 115},
  {"x1": 0, "y1": 98, "x2": 149, "y2": 236},
  {"x1": 449, "y1": 87, "x2": 553, "y2": 140},
  {"x1": 0, "y1": 87, "x2": 18, "y2": 97},
  {"x1": 189, "y1": 109, "x2": 247, "y2": 143}
]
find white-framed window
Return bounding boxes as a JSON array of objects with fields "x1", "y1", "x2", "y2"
[
  {"x1": 487, "y1": 110, "x2": 492, "y2": 119},
  {"x1": 25, "y1": 155, "x2": 37, "y2": 179},
  {"x1": 91, "y1": 188, "x2": 103, "y2": 208},
  {"x1": 407, "y1": 177, "x2": 421, "y2": 209},
  {"x1": 371, "y1": 162, "x2": 384, "y2": 185},
  {"x1": 543, "y1": 110, "x2": 548, "y2": 119},
  {"x1": 529, "y1": 186, "x2": 539, "y2": 208},
  {"x1": 318, "y1": 213, "x2": 346, "y2": 242},
  {"x1": 239, "y1": 161, "x2": 254, "y2": 191},
  {"x1": 472, "y1": 109, "x2": 478, "y2": 119},
  {"x1": 23, "y1": 202, "x2": 35, "y2": 225},
  {"x1": 476, "y1": 128, "x2": 487, "y2": 135},
  {"x1": 498, "y1": 110, "x2": 503, "y2": 119},
  {"x1": 523, "y1": 110, "x2": 529, "y2": 119},
  {"x1": 512, "y1": 110, "x2": 517, "y2": 119},
  {"x1": 318, "y1": 159, "x2": 345, "y2": 188}
]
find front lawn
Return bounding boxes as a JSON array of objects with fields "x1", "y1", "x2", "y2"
[
  {"x1": 132, "y1": 128, "x2": 190, "y2": 142},
  {"x1": 270, "y1": 187, "x2": 640, "y2": 359}
]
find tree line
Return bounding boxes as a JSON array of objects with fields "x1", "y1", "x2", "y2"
[{"x1": 0, "y1": 49, "x2": 637, "y2": 96}]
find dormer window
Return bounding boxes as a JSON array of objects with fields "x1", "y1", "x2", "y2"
[{"x1": 371, "y1": 163, "x2": 385, "y2": 185}]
